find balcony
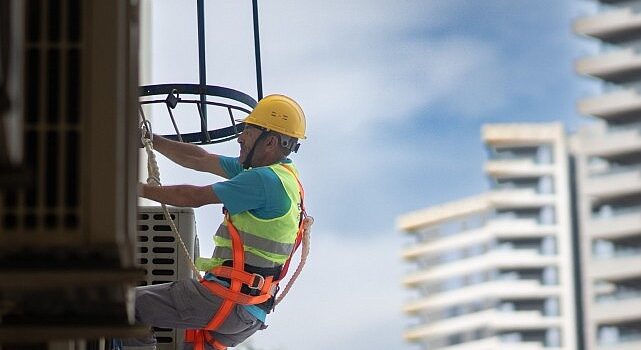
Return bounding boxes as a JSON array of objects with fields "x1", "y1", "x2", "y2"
[
  {"x1": 589, "y1": 211, "x2": 641, "y2": 239},
  {"x1": 575, "y1": 48, "x2": 641, "y2": 83},
  {"x1": 591, "y1": 255, "x2": 641, "y2": 280},
  {"x1": 592, "y1": 295, "x2": 641, "y2": 324},
  {"x1": 597, "y1": 338, "x2": 641, "y2": 350},
  {"x1": 441, "y1": 337, "x2": 548, "y2": 350},
  {"x1": 403, "y1": 250, "x2": 557, "y2": 286},
  {"x1": 585, "y1": 167, "x2": 641, "y2": 200},
  {"x1": 492, "y1": 310, "x2": 561, "y2": 330},
  {"x1": 482, "y1": 124, "x2": 563, "y2": 144},
  {"x1": 402, "y1": 220, "x2": 559, "y2": 260},
  {"x1": 579, "y1": 127, "x2": 641, "y2": 157},
  {"x1": 402, "y1": 227, "x2": 487, "y2": 260},
  {"x1": 574, "y1": 7, "x2": 641, "y2": 43},
  {"x1": 405, "y1": 309, "x2": 558, "y2": 341},
  {"x1": 486, "y1": 218, "x2": 557, "y2": 238},
  {"x1": 577, "y1": 89, "x2": 641, "y2": 120},
  {"x1": 489, "y1": 189, "x2": 556, "y2": 209},
  {"x1": 405, "y1": 309, "x2": 495, "y2": 341},
  {"x1": 404, "y1": 280, "x2": 559, "y2": 314},
  {"x1": 485, "y1": 159, "x2": 555, "y2": 178}
]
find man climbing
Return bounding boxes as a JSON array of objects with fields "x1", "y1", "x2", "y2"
[{"x1": 127, "y1": 94, "x2": 308, "y2": 350}]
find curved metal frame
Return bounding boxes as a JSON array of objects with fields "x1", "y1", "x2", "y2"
[{"x1": 139, "y1": 84, "x2": 257, "y2": 145}]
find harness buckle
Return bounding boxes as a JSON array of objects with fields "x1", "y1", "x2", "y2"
[{"x1": 249, "y1": 273, "x2": 265, "y2": 290}]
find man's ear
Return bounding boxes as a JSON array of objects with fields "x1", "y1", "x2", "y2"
[{"x1": 267, "y1": 134, "x2": 280, "y2": 148}]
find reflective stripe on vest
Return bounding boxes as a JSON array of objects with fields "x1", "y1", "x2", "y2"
[
  {"x1": 185, "y1": 163, "x2": 306, "y2": 350},
  {"x1": 210, "y1": 162, "x2": 302, "y2": 268}
]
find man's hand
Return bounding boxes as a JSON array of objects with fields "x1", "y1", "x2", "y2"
[{"x1": 138, "y1": 128, "x2": 152, "y2": 148}]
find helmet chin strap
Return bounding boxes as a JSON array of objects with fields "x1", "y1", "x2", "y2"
[{"x1": 242, "y1": 130, "x2": 269, "y2": 169}]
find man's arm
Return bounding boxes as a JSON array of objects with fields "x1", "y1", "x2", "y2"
[
  {"x1": 151, "y1": 134, "x2": 227, "y2": 177},
  {"x1": 139, "y1": 184, "x2": 220, "y2": 208}
]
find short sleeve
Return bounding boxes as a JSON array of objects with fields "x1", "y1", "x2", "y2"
[
  {"x1": 211, "y1": 167, "x2": 291, "y2": 219},
  {"x1": 217, "y1": 156, "x2": 244, "y2": 179},
  {"x1": 212, "y1": 170, "x2": 265, "y2": 215}
]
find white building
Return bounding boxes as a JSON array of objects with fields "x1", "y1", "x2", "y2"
[
  {"x1": 573, "y1": 0, "x2": 641, "y2": 349},
  {"x1": 399, "y1": 123, "x2": 578, "y2": 350}
]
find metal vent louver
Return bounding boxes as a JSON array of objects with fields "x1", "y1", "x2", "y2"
[
  {"x1": 2, "y1": 0, "x2": 81, "y2": 233},
  {"x1": 137, "y1": 206, "x2": 199, "y2": 350}
]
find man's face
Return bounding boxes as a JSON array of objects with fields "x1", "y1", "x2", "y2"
[{"x1": 238, "y1": 124, "x2": 263, "y2": 163}]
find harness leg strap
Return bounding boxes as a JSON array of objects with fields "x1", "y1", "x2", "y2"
[{"x1": 184, "y1": 212, "x2": 245, "y2": 350}]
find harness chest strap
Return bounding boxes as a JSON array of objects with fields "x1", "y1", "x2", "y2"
[{"x1": 185, "y1": 163, "x2": 306, "y2": 350}]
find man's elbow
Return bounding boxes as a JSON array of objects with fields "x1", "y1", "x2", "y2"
[{"x1": 190, "y1": 185, "x2": 219, "y2": 208}]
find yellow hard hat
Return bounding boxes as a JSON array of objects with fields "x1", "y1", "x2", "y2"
[{"x1": 243, "y1": 94, "x2": 306, "y2": 139}]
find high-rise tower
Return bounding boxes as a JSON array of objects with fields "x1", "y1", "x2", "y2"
[
  {"x1": 574, "y1": 1, "x2": 641, "y2": 349},
  {"x1": 399, "y1": 124, "x2": 577, "y2": 350}
]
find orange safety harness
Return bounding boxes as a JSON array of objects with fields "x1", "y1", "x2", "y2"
[{"x1": 185, "y1": 164, "x2": 307, "y2": 350}]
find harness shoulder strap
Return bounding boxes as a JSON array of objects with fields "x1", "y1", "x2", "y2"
[{"x1": 275, "y1": 163, "x2": 306, "y2": 282}]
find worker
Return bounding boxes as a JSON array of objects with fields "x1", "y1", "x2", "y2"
[{"x1": 124, "y1": 94, "x2": 307, "y2": 350}]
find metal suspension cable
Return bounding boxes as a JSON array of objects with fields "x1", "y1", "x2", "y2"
[
  {"x1": 197, "y1": 0, "x2": 208, "y2": 135},
  {"x1": 252, "y1": 0, "x2": 263, "y2": 100}
]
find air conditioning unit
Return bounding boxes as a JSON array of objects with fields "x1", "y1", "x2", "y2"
[
  {"x1": 137, "y1": 206, "x2": 199, "y2": 350},
  {"x1": 0, "y1": 0, "x2": 144, "y2": 344}
]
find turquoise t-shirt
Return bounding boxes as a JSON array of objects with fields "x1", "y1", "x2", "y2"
[
  {"x1": 212, "y1": 156, "x2": 291, "y2": 218},
  {"x1": 209, "y1": 156, "x2": 294, "y2": 322}
]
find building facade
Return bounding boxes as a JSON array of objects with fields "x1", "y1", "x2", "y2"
[
  {"x1": 574, "y1": 0, "x2": 641, "y2": 349},
  {"x1": 399, "y1": 124, "x2": 577, "y2": 350}
]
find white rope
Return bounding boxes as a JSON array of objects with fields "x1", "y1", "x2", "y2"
[
  {"x1": 275, "y1": 215, "x2": 313, "y2": 307},
  {"x1": 141, "y1": 127, "x2": 202, "y2": 280}
]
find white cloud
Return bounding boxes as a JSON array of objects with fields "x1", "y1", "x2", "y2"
[
  {"x1": 146, "y1": 0, "x2": 503, "y2": 236},
  {"x1": 260, "y1": 5, "x2": 509, "y2": 128}
]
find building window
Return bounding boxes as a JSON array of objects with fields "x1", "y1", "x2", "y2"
[
  {"x1": 447, "y1": 333, "x2": 464, "y2": 346},
  {"x1": 543, "y1": 267, "x2": 558, "y2": 285},
  {"x1": 544, "y1": 298, "x2": 560, "y2": 316},
  {"x1": 593, "y1": 239, "x2": 615, "y2": 259},
  {"x1": 598, "y1": 326, "x2": 620, "y2": 345},
  {"x1": 500, "y1": 332, "x2": 523, "y2": 343},
  {"x1": 536, "y1": 144, "x2": 553, "y2": 164},
  {"x1": 440, "y1": 248, "x2": 465, "y2": 263},
  {"x1": 540, "y1": 206, "x2": 556, "y2": 224},
  {"x1": 468, "y1": 243, "x2": 485, "y2": 257},
  {"x1": 489, "y1": 146, "x2": 539, "y2": 162},
  {"x1": 595, "y1": 204, "x2": 613, "y2": 219},
  {"x1": 538, "y1": 176, "x2": 554, "y2": 194},
  {"x1": 442, "y1": 276, "x2": 465, "y2": 291},
  {"x1": 541, "y1": 236, "x2": 557, "y2": 255},
  {"x1": 498, "y1": 302, "x2": 515, "y2": 312},
  {"x1": 546, "y1": 328, "x2": 561, "y2": 347}
]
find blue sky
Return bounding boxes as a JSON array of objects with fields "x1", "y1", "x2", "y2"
[{"x1": 144, "y1": 1, "x2": 599, "y2": 349}]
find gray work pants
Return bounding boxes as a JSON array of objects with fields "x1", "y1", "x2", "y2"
[{"x1": 122, "y1": 279, "x2": 265, "y2": 350}]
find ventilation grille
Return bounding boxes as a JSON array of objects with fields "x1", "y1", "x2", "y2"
[
  {"x1": 1, "y1": 0, "x2": 82, "y2": 233},
  {"x1": 137, "y1": 206, "x2": 198, "y2": 350}
]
